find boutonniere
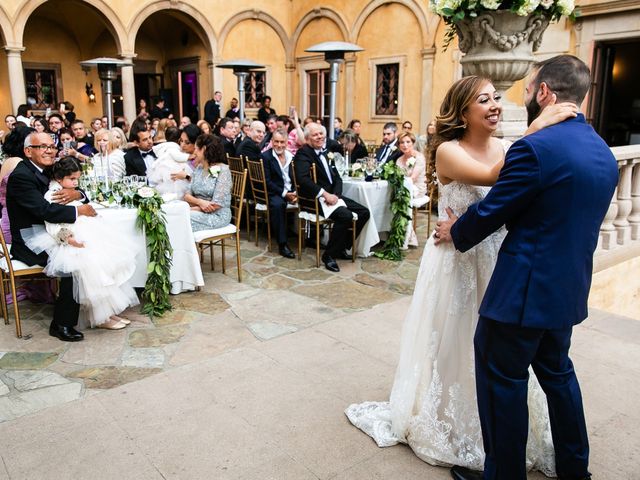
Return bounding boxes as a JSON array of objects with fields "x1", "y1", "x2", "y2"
[
  {"x1": 209, "y1": 165, "x2": 221, "y2": 178},
  {"x1": 327, "y1": 152, "x2": 335, "y2": 161},
  {"x1": 407, "y1": 157, "x2": 416, "y2": 168},
  {"x1": 390, "y1": 145, "x2": 397, "y2": 152}
]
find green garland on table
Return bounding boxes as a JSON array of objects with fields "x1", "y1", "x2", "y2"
[
  {"x1": 134, "y1": 187, "x2": 173, "y2": 317},
  {"x1": 374, "y1": 162, "x2": 412, "y2": 261}
]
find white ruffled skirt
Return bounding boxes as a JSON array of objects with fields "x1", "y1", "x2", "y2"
[{"x1": 23, "y1": 216, "x2": 140, "y2": 328}]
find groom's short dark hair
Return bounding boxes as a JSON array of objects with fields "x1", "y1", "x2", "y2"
[{"x1": 532, "y1": 55, "x2": 591, "y2": 106}]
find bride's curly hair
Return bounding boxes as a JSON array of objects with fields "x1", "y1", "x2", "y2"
[{"x1": 427, "y1": 75, "x2": 492, "y2": 165}]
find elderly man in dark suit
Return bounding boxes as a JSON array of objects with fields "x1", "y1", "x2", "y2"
[
  {"x1": 294, "y1": 123, "x2": 370, "y2": 272},
  {"x1": 7, "y1": 132, "x2": 96, "y2": 341},
  {"x1": 261, "y1": 128, "x2": 296, "y2": 258}
]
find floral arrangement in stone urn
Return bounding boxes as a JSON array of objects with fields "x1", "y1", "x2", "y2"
[{"x1": 429, "y1": 0, "x2": 577, "y2": 138}]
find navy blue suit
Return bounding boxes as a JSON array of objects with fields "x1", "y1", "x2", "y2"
[
  {"x1": 450, "y1": 115, "x2": 618, "y2": 479},
  {"x1": 261, "y1": 148, "x2": 294, "y2": 245}
]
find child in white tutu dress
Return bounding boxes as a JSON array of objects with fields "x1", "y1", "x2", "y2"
[{"x1": 24, "y1": 158, "x2": 140, "y2": 330}]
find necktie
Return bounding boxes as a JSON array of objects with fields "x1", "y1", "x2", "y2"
[{"x1": 381, "y1": 144, "x2": 389, "y2": 162}]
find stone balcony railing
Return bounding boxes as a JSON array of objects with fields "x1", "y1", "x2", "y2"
[{"x1": 595, "y1": 144, "x2": 640, "y2": 271}]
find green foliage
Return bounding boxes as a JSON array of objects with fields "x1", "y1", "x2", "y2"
[
  {"x1": 374, "y1": 162, "x2": 412, "y2": 261},
  {"x1": 134, "y1": 191, "x2": 173, "y2": 317}
]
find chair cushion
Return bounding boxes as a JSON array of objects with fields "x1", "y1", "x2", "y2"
[
  {"x1": 255, "y1": 203, "x2": 268, "y2": 211},
  {"x1": 286, "y1": 204, "x2": 298, "y2": 210},
  {"x1": 298, "y1": 211, "x2": 327, "y2": 222},
  {"x1": 194, "y1": 225, "x2": 237, "y2": 242},
  {"x1": 410, "y1": 196, "x2": 430, "y2": 208},
  {"x1": 0, "y1": 257, "x2": 42, "y2": 273}
]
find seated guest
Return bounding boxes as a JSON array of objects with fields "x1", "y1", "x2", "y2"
[
  {"x1": 334, "y1": 117, "x2": 344, "y2": 139},
  {"x1": 57, "y1": 128, "x2": 95, "y2": 162},
  {"x1": 32, "y1": 117, "x2": 48, "y2": 133},
  {"x1": 92, "y1": 129, "x2": 126, "y2": 181},
  {"x1": 395, "y1": 131, "x2": 428, "y2": 248},
  {"x1": 179, "y1": 116, "x2": 191, "y2": 128},
  {"x1": 148, "y1": 126, "x2": 191, "y2": 198},
  {"x1": 276, "y1": 112, "x2": 304, "y2": 156},
  {"x1": 70, "y1": 120, "x2": 94, "y2": 148},
  {"x1": 236, "y1": 121, "x2": 265, "y2": 160},
  {"x1": 180, "y1": 124, "x2": 202, "y2": 170},
  {"x1": 124, "y1": 124, "x2": 155, "y2": 177},
  {"x1": 8, "y1": 132, "x2": 96, "y2": 341},
  {"x1": 375, "y1": 122, "x2": 401, "y2": 166},
  {"x1": 218, "y1": 117, "x2": 239, "y2": 158},
  {"x1": 261, "y1": 128, "x2": 296, "y2": 258},
  {"x1": 294, "y1": 123, "x2": 370, "y2": 272},
  {"x1": 260, "y1": 114, "x2": 278, "y2": 151},
  {"x1": 338, "y1": 129, "x2": 368, "y2": 161},
  {"x1": 184, "y1": 134, "x2": 232, "y2": 232},
  {"x1": 197, "y1": 119, "x2": 212, "y2": 135}
]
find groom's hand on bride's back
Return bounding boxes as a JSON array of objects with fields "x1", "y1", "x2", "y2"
[{"x1": 434, "y1": 207, "x2": 458, "y2": 245}]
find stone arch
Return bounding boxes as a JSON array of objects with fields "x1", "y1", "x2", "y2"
[
  {"x1": 351, "y1": 0, "x2": 430, "y2": 47},
  {"x1": 13, "y1": 0, "x2": 127, "y2": 53},
  {"x1": 0, "y1": 4, "x2": 14, "y2": 46},
  {"x1": 127, "y1": 0, "x2": 217, "y2": 58},
  {"x1": 218, "y1": 9, "x2": 291, "y2": 63},
  {"x1": 291, "y1": 7, "x2": 350, "y2": 53}
]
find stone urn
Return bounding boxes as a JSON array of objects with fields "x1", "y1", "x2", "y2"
[{"x1": 456, "y1": 11, "x2": 550, "y2": 139}]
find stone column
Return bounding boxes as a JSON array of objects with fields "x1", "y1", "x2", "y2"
[
  {"x1": 344, "y1": 55, "x2": 356, "y2": 125},
  {"x1": 212, "y1": 56, "x2": 223, "y2": 99},
  {"x1": 628, "y1": 160, "x2": 640, "y2": 240},
  {"x1": 5, "y1": 46, "x2": 27, "y2": 112},
  {"x1": 120, "y1": 54, "x2": 136, "y2": 123},
  {"x1": 420, "y1": 48, "x2": 436, "y2": 130},
  {"x1": 285, "y1": 63, "x2": 296, "y2": 111},
  {"x1": 614, "y1": 160, "x2": 633, "y2": 245}
]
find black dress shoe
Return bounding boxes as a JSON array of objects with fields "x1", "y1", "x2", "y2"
[
  {"x1": 49, "y1": 324, "x2": 84, "y2": 342},
  {"x1": 321, "y1": 253, "x2": 340, "y2": 272},
  {"x1": 278, "y1": 244, "x2": 295, "y2": 259},
  {"x1": 338, "y1": 250, "x2": 353, "y2": 260},
  {"x1": 450, "y1": 466, "x2": 483, "y2": 480}
]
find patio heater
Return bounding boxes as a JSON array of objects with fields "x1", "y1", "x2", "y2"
[
  {"x1": 79, "y1": 57, "x2": 132, "y2": 129},
  {"x1": 305, "y1": 42, "x2": 364, "y2": 139},
  {"x1": 216, "y1": 59, "x2": 265, "y2": 122}
]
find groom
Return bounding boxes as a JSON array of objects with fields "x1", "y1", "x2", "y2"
[{"x1": 435, "y1": 55, "x2": 618, "y2": 480}]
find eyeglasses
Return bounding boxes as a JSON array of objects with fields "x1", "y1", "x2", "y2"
[{"x1": 28, "y1": 144, "x2": 57, "y2": 151}]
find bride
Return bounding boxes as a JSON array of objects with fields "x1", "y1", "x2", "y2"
[{"x1": 345, "y1": 76, "x2": 576, "y2": 476}]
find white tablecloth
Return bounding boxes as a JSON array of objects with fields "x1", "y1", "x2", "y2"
[
  {"x1": 96, "y1": 201, "x2": 204, "y2": 294},
  {"x1": 343, "y1": 179, "x2": 392, "y2": 257}
]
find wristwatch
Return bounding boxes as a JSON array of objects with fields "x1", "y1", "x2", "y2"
[{"x1": 185, "y1": 174, "x2": 191, "y2": 181}]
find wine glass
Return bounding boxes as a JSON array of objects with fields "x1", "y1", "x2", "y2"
[
  {"x1": 112, "y1": 183, "x2": 124, "y2": 208},
  {"x1": 364, "y1": 157, "x2": 376, "y2": 181}
]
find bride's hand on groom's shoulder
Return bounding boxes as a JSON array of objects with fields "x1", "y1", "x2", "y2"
[
  {"x1": 434, "y1": 207, "x2": 458, "y2": 245},
  {"x1": 525, "y1": 94, "x2": 578, "y2": 136}
]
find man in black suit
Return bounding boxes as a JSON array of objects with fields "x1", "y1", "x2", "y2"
[
  {"x1": 235, "y1": 120, "x2": 264, "y2": 160},
  {"x1": 204, "y1": 91, "x2": 222, "y2": 126},
  {"x1": 261, "y1": 129, "x2": 296, "y2": 258},
  {"x1": 225, "y1": 98, "x2": 240, "y2": 120},
  {"x1": 149, "y1": 97, "x2": 170, "y2": 120},
  {"x1": 375, "y1": 122, "x2": 401, "y2": 166},
  {"x1": 294, "y1": 123, "x2": 370, "y2": 272},
  {"x1": 218, "y1": 117, "x2": 239, "y2": 158},
  {"x1": 125, "y1": 128, "x2": 156, "y2": 176},
  {"x1": 7, "y1": 132, "x2": 96, "y2": 341}
]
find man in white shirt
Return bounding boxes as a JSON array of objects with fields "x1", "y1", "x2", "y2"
[{"x1": 261, "y1": 129, "x2": 297, "y2": 258}]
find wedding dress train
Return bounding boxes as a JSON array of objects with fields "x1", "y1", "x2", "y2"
[{"x1": 345, "y1": 180, "x2": 556, "y2": 476}]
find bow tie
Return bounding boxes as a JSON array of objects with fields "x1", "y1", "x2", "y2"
[{"x1": 141, "y1": 150, "x2": 156, "y2": 159}]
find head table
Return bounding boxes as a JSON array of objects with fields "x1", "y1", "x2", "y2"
[
  {"x1": 95, "y1": 200, "x2": 204, "y2": 294},
  {"x1": 342, "y1": 178, "x2": 392, "y2": 257}
]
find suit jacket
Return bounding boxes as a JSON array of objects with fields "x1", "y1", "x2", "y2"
[
  {"x1": 235, "y1": 137, "x2": 261, "y2": 160},
  {"x1": 450, "y1": 115, "x2": 618, "y2": 329},
  {"x1": 204, "y1": 100, "x2": 220, "y2": 126},
  {"x1": 375, "y1": 139, "x2": 401, "y2": 165},
  {"x1": 293, "y1": 144, "x2": 342, "y2": 198},
  {"x1": 124, "y1": 148, "x2": 149, "y2": 176},
  {"x1": 221, "y1": 136, "x2": 236, "y2": 158},
  {"x1": 6, "y1": 160, "x2": 77, "y2": 266},
  {"x1": 261, "y1": 149, "x2": 293, "y2": 199}
]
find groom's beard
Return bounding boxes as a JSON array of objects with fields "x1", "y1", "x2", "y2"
[{"x1": 526, "y1": 95, "x2": 542, "y2": 126}]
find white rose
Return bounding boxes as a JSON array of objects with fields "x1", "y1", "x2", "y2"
[
  {"x1": 540, "y1": 0, "x2": 554, "y2": 8},
  {"x1": 137, "y1": 186, "x2": 155, "y2": 198},
  {"x1": 407, "y1": 157, "x2": 416, "y2": 168},
  {"x1": 516, "y1": 0, "x2": 540, "y2": 15},
  {"x1": 327, "y1": 152, "x2": 335, "y2": 160},
  {"x1": 556, "y1": 0, "x2": 575, "y2": 15},
  {"x1": 209, "y1": 165, "x2": 221, "y2": 177},
  {"x1": 351, "y1": 162, "x2": 362, "y2": 171},
  {"x1": 480, "y1": 0, "x2": 502, "y2": 9}
]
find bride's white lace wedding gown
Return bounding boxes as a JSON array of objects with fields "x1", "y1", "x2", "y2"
[{"x1": 345, "y1": 179, "x2": 557, "y2": 476}]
